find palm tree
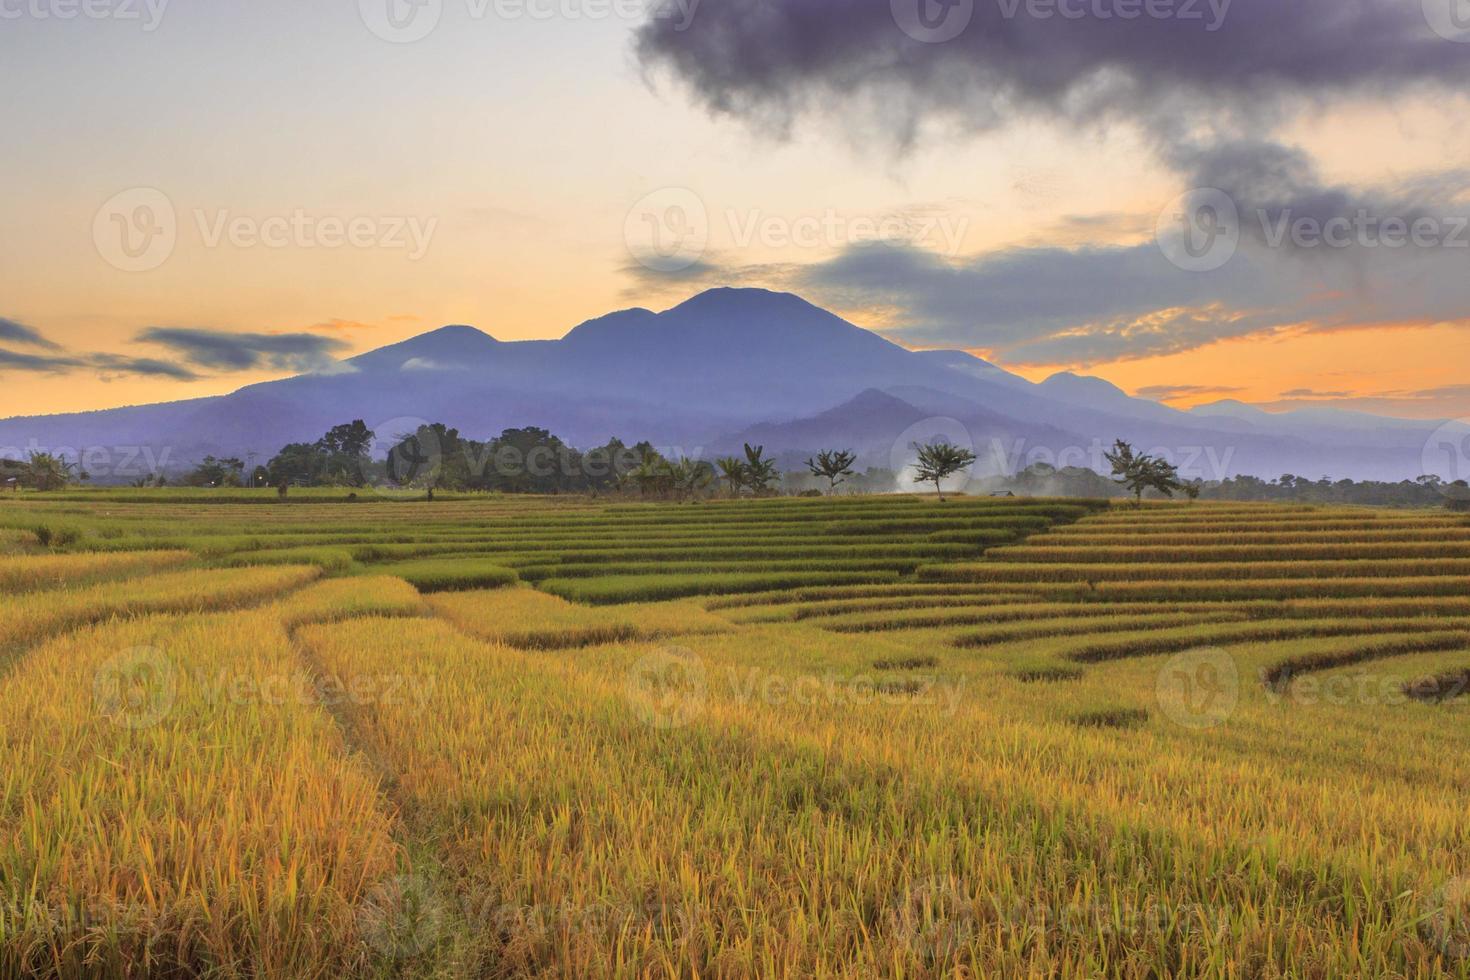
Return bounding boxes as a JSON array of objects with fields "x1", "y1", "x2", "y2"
[
  {"x1": 668, "y1": 458, "x2": 715, "y2": 501},
  {"x1": 631, "y1": 449, "x2": 672, "y2": 498},
  {"x1": 715, "y1": 457, "x2": 747, "y2": 498},
  {"x1": 742, "y1": 444, "x2": 778, "y2": 496},
  {"x1": 25, "y1": 452, "x2": 76, "y2": 492}
]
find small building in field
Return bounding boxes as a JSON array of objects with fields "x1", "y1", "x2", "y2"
[{"x1": 989, "y1": 490, "x2": 1016, "y2": 498}]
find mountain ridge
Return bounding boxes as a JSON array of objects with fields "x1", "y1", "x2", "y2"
[{"x1": 0, "y1": 288, "x2": 1450, "y2": 483}]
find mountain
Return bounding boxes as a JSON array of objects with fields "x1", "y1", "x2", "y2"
[{"x1": 0, "y1": 288, "x2": 1451, "y2": 483}]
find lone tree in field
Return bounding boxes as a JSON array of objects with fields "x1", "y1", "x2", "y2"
[
  {"x1": 912, "y1": 441, "x2": 977, "y2": 502},
  {"x1": 1104, "y1": 439, "x2": 1188, "y2": 504},
  {"x1": 806, "y1": 449, "x2": 857, "y2": 494}
]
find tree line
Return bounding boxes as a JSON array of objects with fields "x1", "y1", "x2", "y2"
[
  {"x1": 154, "y1": 420, "x2": 988, "y2": 501},
  {"x1": 5, "y1": 425, "x2": 1465, "y2": 510}
]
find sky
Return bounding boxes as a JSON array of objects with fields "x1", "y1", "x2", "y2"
[{"x1": 2, "y1": 0, "x2": 1469, "y2": 420}]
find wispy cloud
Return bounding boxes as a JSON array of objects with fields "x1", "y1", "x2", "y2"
[
  {"x1": 0, "y1": 347, "x2": 198, "y2": 381},
  {"x1": 1280, "y1": 388, "x2": 1355, "y2": 399},
  {"x1": 137, "y1": 328, "x2": 351, "y2": 373},
  {"x1": 0, "y1": 317, "x2": 61, "y2": 351},
  {"x1": 1136, "y1": 384, "x2": 1246, "y2": 402}
]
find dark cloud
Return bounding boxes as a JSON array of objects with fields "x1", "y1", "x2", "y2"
[
  {"x1": 800, "y1": 239, "x2": 1289, "y2": 344},
  {"x1": 0, "y1": 347, "x2": 198, "y2": 381},
  {"x1": 642, "y1": 223, "x2": 1470, "y2": 366},
  {"x1": 773, "y1": 239, "x2": 1303, "y2": 364},
  {"x1": 137, "y1": 328, "x2": 351, "y2": 372},
  {"x1": 0, "y1": 317, "x2": 60, "y2": 351},
  {"x1": 631, "y1": 1, "x2": 1470, "y2": 364},
  {"x1": 637, "y1": 0, "x2": 1468, "y2": 149},
  {"x1": 89, "y1": 354, "x2": 200, "y2": 381},
  {"x1": 1174, "y1": 139, "x2": 1470, "y2": 258}
]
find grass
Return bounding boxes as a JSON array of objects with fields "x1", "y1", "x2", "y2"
[
  {"x1": 0, "y1": 607, "x2": 401, "y2": 978},
  {"x1": 368, "y1": 558, "x2": 519, "y2": 593},
  {"x1": 1, "y1": 493, "x2": 1468, "y2": 976},
  {"x1": 429, "y1": 587, "x2": 730, "y2": 649},
  {"x1": 539, "y1": 569, "x2": 906, "y2": 604},
  {"x1": 0, "y1": 549, "x2": 191, "y2": 593}
]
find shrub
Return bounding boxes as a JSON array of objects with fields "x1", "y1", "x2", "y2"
[
  {"x1": 1403, "y1": 669, "x2": 1470, "y2": 704},
  {"x1": 873, "y1": 656, "x2": 940, "y2": 671},
  {"x1": 32, "y1": 525, "x2": 80, "y2": 549},
  {"x1": 1069, "y1": 707, "x2": 1150, "y2": 729}
]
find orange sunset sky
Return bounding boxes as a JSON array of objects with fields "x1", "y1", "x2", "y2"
[{"x1": 2, "y1": 3, "x2": 1468, "y2": 421}]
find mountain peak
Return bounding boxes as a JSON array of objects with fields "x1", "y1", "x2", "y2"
[
  {"x1": 348, "y1": 323, "x2": 500, "y2": 371},
  {"x1": 418, "y1": 324, "x2": 497, "y2": 343},
  {"x1": 1040, "y1": 371, "x2": 1127, "y2": 398},
  {"x1": 666, "y1": 286, "x2": 811, "y2": 316}
]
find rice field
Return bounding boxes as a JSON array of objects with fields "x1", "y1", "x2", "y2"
[{"x1": 0, "y1": 490, "x2": 1468, "y2": 977}]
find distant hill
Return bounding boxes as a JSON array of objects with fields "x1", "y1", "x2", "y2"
[{"x1": 0, "y1": 288, "x2": 1450, "y2": 483}]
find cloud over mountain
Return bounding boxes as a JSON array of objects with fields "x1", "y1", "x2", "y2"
[
  {"x1": 136, "y1": 328, "x2": 352, "y2": 373},
  {"x1": 634, "y1": 0, "x2": 1470, "y2": 366}
]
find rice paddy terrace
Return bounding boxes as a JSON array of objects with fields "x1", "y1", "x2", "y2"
[{"x1": 1, "y1": 490, "x2": 1468, "y2": 978}]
